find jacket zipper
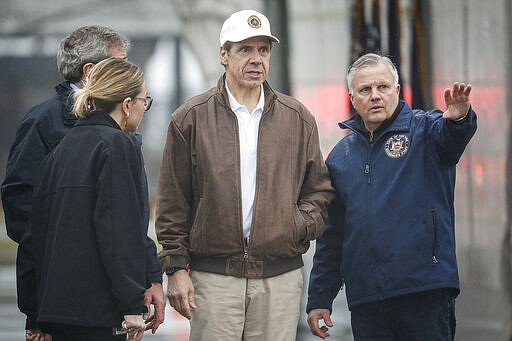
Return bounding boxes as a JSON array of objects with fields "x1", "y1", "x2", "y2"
[
  {"x1": 242, "y1": 237, "x2": 249, "y2": 275},
  {"x1": 365, "y1": 131, "x2": 374, "y2": 183},
  {"x1": 364, "y1": 163, "x2": 370, "y2": 174},
  {"x1": 365, "y1": 131, "x2": 372, "y2": 180},
  {"x1": 431, "y1": 211, "x2": 438, "y2": 264}
]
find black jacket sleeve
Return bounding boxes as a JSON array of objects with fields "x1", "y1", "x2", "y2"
[
  {"x1": 94, "y1": 133, "x2": 147, "y2": 315},
  {"x1": 144, "y1": 236, "x2": 162, "y2": 284},
  {"x1": 127, "y1": 132, "x2": 162, "y2": 285}
]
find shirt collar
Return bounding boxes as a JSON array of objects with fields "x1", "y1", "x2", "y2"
[
  {"x1": 70, "y1": 82, "x2": 80, "y2": 91},
  {"x1": 225, "y1": 82, "x2": 265, "y2": 114}
]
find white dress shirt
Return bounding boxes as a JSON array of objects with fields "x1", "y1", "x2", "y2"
[{"x1": 226, "y1": 83, "x2": 265, "y2": 239}]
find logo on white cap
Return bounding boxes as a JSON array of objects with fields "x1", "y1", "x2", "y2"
[
  {"x1": 219, "y1": 10, "x2": 280, "y2": 46},
  {"x1": 247, "y1": 15, "x2": 262, "y2": 29}
]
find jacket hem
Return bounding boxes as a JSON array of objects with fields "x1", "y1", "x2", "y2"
[
  {"x1": 347, "y1": 281, "x2": 460, "y2": 310},
  {"x1": 37, "y1": 315, "x2": 120, "y2": 328},
  {"x1": 190, "y1": 255, "x2": 304, "y2": 279}
]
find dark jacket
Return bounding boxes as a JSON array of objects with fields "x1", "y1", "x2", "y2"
[
  {"x1": 1, "y1": 82, "x2": 76, "y2": 329},
  {"x1": 128, "y1": 131, "x2": 163, "y2": 286},
  {"x1": 1, "y1": 82, "x2": 161, "y2": 329},
  {"x1": 156, "y1": 75, "x2": 335, "y2": 278},
  {"x1": 32, "y1": 113, "x2": 147, "y2": 327},
  {"x1": 307, "y1": 101, "x2": 477, "y2": 312}
]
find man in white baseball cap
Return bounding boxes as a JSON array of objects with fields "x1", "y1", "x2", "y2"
[
  {"x1": 156, "y1": 9, "x2": 335, "y2": 341},
  {"x1": 219, "y1": 9, "x2": 279, "y2": 45}
]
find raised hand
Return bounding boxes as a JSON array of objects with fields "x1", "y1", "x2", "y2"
[{"x1": 442, "y1": 82, "x2": 472, "y2": 121}]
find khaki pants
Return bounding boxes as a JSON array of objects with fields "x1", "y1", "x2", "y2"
[{"x1": 189, "y1": 268, "x2": 303, "y2": 341}]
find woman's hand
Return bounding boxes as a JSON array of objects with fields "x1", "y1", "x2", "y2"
[{"x1": 122, "y1": 314, "x2": 146, "y2": 340}]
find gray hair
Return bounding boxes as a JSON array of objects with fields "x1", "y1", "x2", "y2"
[
  {"x1": 57, "y1": 25, "x2": 130, "y2": 83},
  {"x1": 347, "y1": 53, "x2": 399, "y2": 94}
]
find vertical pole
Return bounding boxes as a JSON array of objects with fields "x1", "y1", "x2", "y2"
[
  {"x1": 503, "y1": 0, "x2": 512, "y2": 335},
  {"x1": 505, "y1": 0, "x2": 512, "y2": 219},
  {"x1": 420, "y1": 0, "x2": 432, "y2": 108},
  {"x1": 264, "y1": 0, "x2": 291, "y2": 95}
]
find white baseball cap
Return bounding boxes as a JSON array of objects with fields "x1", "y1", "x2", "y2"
[{"x1": 219, "y1": 10, "x2": 280, "y2": 46}]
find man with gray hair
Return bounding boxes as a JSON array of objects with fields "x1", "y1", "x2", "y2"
[
  {"x1": 307, "y1": 53, "x2": 477, "y2": 340},
  {"x1": 2, "y1": 25, "x2": 164, "y2": 341}
]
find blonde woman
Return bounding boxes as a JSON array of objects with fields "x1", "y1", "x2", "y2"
[{"x1": 31, "y1": 57, "x2": 153, "y2": 341}]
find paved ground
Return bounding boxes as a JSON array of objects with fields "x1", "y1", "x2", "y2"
[
  {"x1": 0, "y1": 245, "x2": 352, "y2": 341},
  {"x1": 0, "y1": 264, "x2": 189, "y2": 341},
  {"x1": 0, "y1": 243, "x2": 508, "y2": 340}
]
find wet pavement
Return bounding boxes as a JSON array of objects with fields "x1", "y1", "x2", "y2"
[
  {"x1": 0, "y1": 264, "x2": 191, "y2": 341},
  {"x1": 0, "y1": 244, "x2": 507, "y2": 340},
  {"x1": 0, "y1": 245, "x2": 353, "y2": 341}
]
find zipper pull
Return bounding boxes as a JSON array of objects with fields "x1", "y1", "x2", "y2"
[
  {"x1": 243, "y1": 237, "x2": 249, "y2": 259},
  {"x1": 364, "y1": 163, "x2": 370, "y2": 174},
  {"x1": 432, "y1": 256, "x2": 438, "y2": 264},
  {"x1": 369, "y1": 131, "x2": 374, "y2": 143}
]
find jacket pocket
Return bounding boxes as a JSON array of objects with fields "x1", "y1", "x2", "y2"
[
  {"x1": 292, "y1": 206, "x2": 309, "y2": 253},
  {"x1": 190, "y1": 198, "x2": 208, "y2": 252}
]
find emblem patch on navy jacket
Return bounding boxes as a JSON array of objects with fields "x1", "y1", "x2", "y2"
[{"x1": 384, "y1": 134, "x2": 409, "y2": 158}]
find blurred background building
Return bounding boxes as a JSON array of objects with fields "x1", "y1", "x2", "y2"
[{"x1": 0, "y1": 0, "x2": 510, "y2": 340}]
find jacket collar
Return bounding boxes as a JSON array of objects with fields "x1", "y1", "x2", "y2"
[
  {"x1": 56, "y1": 81, "x2": 78, "y2": 126},
  {"x1": 75, "y1": 112, "x2": 123, "y2": 131},
  {"x1": 340, "y1": 100, "x2": 412, "y2": 140},
  {"x1": 216, "y1": 74, "x2": 277, "y2": 115}
]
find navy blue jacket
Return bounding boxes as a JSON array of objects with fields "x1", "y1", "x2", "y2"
[
  {"x1": 1, "y1": 82, "x2": 161, "y2": 329},
  {"x1": 307, "y1": 101, "x2": 477, "y2": 313}
]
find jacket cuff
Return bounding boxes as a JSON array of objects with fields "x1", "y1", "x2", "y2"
[
  {"x1": 301, "y1": 211, "x2": 316, "y2": 241},
  {"x1": 146, "y1": 270, "x2": 163, "y2": 285},
  {"x1": 25, "y1": 314, "x2": 38, "y2": 330},
  {"x1": 159, "y1": 253, "x2": 189, "y2": 273},
  {"x1": 123, "y1": 304, "x2": 148, "y2": 316},
  {"x1": 450, "y1": 106, "x2": 473, "y2": 125},
  {"x1": 306, "y1": 297, "x2": 334, "y2": 314}
]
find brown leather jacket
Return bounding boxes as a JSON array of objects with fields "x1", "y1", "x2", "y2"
[{"x1": 156, "y1": 75, "x2": 335, "y2": 278}]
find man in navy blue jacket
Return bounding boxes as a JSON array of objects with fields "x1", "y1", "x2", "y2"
[
  {"x1": 1, "y1": 25, "x2": 165, "y2": 341},
  {"x1": 307, "y1": 53, "x2": 477, "y2": 340}
]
